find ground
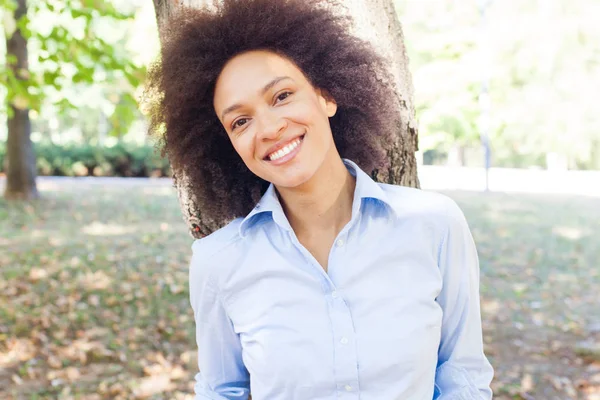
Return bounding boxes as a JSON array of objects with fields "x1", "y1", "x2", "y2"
[{"x1": 1, "y1": 179, "x2": 599, "y2": 399}]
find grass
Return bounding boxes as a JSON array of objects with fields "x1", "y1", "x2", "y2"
[
  {"x1": 1, "y1": 182, "x2": 599, "y2": 399},
  {"x1": 450, "y1": 191, "x2": 600, "y2": 399}
]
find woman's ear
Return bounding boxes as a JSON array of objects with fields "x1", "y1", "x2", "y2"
[{"x1": 317, "y1": 88, "x2": 337, "y2": 117}]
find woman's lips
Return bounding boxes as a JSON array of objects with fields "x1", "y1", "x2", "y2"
[{"x1": 264, "y1": 134, "x2": 305, "y2": 166}]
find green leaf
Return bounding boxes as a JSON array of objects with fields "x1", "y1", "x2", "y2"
[
  {"x1": 15, "y1": 14, "x2": 32, "y2": 39},
  {"x1": 43, "y1": 70, "x2": 58, "y2": 86},
  {"x1": 0, "y1": 0, "x2": 18, "y2": 12},
  {"x1": 72, "y1": 72, "x2": 85, "y2": 84}
]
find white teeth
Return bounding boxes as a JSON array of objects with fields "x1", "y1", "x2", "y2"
[{"x1": 268, "y1": 137, "x2": 302, "y2": 161}]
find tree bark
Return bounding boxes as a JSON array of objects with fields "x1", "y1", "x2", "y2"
[
  {"x1": 340, "y1": 0, "x2": 419, "y2": 188},
  {"x1": 4, "y1": 0, "x2": 38, "y2": 200},
  {"x1": 152, "y1": 0, "x2": 419, "y2": 237}
]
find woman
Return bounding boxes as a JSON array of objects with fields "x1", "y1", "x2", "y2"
[{"x1": 147, "y1": 0, "x2": 494, "y2": 398}]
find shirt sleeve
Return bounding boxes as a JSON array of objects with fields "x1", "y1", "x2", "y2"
[
  {"x1": 189, "y1": 242, "x2": 251, "y2": 400},
  {"x1": 434, "y1": 199, "x2": 494, "y2": 400}
]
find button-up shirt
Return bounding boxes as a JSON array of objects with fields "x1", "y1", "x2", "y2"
[{"x1": 189, "y1": 159, "x2": 494, "y2": 400}]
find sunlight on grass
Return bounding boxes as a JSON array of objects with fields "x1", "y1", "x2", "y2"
[
  {"x1": 552, "y1": 226, "x2": 589, "y2": 241},
  {"x1": 81, "y1": 221, "x2": 139, "y2": 236},
  {"x1": 0, "y1": 338, "x2": 36, "y2": 369},
  {"x1": 79, "y1": 271, "x2": 113, "y2": 291}
]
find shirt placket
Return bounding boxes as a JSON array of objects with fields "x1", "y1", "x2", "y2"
[
  {"x1": 328, "y1": 289, "x2": 360, "y2": 397},
  {"x1": 328, "y1": 230, "x2": 361, "y2": 399},
  {"x1": 288, "y1": 225, "x2": 361, "y2": 399}
]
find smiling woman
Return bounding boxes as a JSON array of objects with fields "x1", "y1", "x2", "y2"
[
  {"x1": 146, "y1": 0, "x2": 493, "y2": 399},
  {"x1": 146, "y1": 0, "x2": 400, "y2": 236},
  {"x1": 213, "y1": 51, "x2": 340, "y2": 191}
]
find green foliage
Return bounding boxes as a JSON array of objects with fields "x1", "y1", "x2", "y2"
[
  {"x1": 0, "y1": 142, "x2": 171, "y2": 177},
  {"x1": 0, "y1": 0, "x2": 17, "y2": 11},
  {"x1": 0, "y1": 0, "x2": 145, "y2": 134},
  {"x1": 397, "y1": 0, "x2": 600, "y2": 169},
  {"x1": 108, "y1": 93, "x2": 139, "y2": 137}
]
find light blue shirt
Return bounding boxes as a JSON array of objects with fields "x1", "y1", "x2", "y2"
[{"x1": 189, "y1": 159, "x2": 494, "y2": 400}]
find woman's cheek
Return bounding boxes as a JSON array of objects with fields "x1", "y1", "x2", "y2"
[
  {"x1": 231, "y1": 132, "x2": 254, "y2": 162},
  {"x1": 285, "y1": 102, "x2": 311, "y2": 122}
]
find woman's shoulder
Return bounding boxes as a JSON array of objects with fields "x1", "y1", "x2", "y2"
[
  {"x1": 191, "y1": 217, "x2": 244, "y2": 259},
  {"x1": 189, "y1": 218, "x2": 245, "y2": 286},
  {"x1": 377, "y1": 184, "x2": 473, "y2": 251},
  {"x1": 378, "y1": 182, "x2": 463, "y2": 221}
]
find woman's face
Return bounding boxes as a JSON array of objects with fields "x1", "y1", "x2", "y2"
[{"x1": 213, "y1": 50, "x2": 338, "y2": 189}]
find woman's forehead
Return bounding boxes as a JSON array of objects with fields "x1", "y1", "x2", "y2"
[
  {"x1": 213, "y1": 51, "x2": 308, "y2": 110},
  {"x1": 221, "y1": 50, "x2": 303, "y2": 81}
]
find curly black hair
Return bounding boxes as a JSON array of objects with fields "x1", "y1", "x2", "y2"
[{"x1": 146, "y1": 0, "x2": 401, "y2": 235}]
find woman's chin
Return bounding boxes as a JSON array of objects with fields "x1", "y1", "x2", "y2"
[{"x1": 269, "y1": 168, "x2": 315, "y2": 190}]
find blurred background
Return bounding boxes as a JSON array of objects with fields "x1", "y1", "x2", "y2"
[{"x1": 1, "y1": 0, "x2": 599, "y2": 399}]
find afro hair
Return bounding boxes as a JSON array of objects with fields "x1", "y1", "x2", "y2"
[{"x1": 146, "y1": 0, "x2": 401, "y2": 237}]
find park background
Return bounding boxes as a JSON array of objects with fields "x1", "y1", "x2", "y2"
[{"x1": 1, "y1": 0, "x2": 599, "y2": 398}]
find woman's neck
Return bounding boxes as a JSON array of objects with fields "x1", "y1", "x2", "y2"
[{"x1": 276, "y1": 155, "x2": 356, "y2": 239}]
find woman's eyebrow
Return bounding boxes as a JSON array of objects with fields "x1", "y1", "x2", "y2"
[
  {"x1": 220, "y1": 76, "x2": 294, "y2": 121},
  {"x1": 261, "y1": 76, "x2": 293, "y2": 95}
]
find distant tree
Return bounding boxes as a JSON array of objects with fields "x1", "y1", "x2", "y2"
[
  {"x1": 1, "y1": 0, "x2": 145, "y2": 199},
  {"x1": 3, "y1": 0, "x2": 36, "y2": 199},
  {"x1": 398, "y1": 0, "x2": 600, "y2": 169}
]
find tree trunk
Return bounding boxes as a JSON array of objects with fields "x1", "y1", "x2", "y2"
[
  {"x1": 340, "y1": 0, "x2": 419, "y2": 188},
  {"x1": 4, "y1": 0, "x2": 38, "y2": 200},
  {"x1": 152, "y1": 0, "x2": 419, "y2": 238}
]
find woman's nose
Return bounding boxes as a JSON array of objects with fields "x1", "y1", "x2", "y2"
[{"x1": 256, "y1": 109, "x2": 287, "y2": 141}]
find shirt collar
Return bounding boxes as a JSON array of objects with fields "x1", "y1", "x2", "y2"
[{"x1": 239, "y1": 158, "x2": 395, "y2": 238}]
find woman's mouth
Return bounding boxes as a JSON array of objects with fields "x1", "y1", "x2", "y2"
[{"x1": 264, "y1": 134, "x2": 305, "y2": 165}]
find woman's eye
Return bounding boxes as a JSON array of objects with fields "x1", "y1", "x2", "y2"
[
  {"x1": 232, "y1": 118, "x2": 248, "y2": 130},
  {"x1": 276, "y1": 91, "x2": 292, "y2": 103}
]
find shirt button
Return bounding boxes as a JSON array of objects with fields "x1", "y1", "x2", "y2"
[
  {"x1": 340, "y1": 337, "x2": 349, "y2": 345},
  {"x1": 331, "y1": 291, "x2": 339, "y2": 299},
  {"x1": 344, "y1": 384, "x2": 353, "y2": 392},
  {"x1": 255, "y1": 203, "x2": 261, "y2": 210},
  {"x1": 336, "y1": 239, "x2": 344, "y2": 247}
]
